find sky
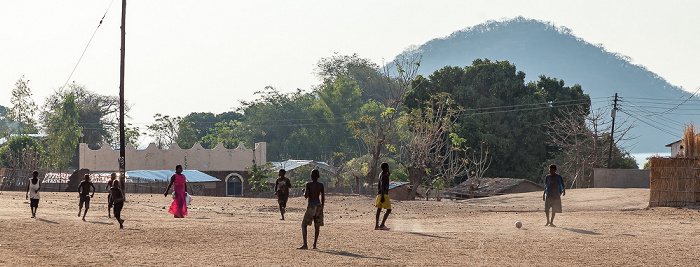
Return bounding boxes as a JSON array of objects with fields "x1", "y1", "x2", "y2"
[{"x1": 2, "y1": 0, "x2": 699, "y2": 157}]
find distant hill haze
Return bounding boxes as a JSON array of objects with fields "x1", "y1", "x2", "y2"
[{"x1": 398, "y1": 17, "x2": 698, "y2": 153}]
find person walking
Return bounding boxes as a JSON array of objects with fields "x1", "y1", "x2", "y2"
[
  {"x1": 25, "y1": 171, "x2": 41, "y2": 218},
  {"x1": 164, "y1": 165, "x2": 188, "y2": 218},
  {"x1": 107, "y1": 173, "x2": 117, "y2": 218},
  {"x1": 543, "y1": 164, "x2": 565, "y2": 227},
  {"x1": 298, "y1": 169, "x2": 325, "y2": 250},
  {"x1": 375, "y1": 162, "x2": 392, "y2": 230}
]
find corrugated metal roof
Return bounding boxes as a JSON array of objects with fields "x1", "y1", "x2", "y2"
[
  {"x1": 126, "y1": 170, "x2": 221, "y2": 183},
  {"x1": 271, "y1": 160, "x2": 335, "y2": 173},
  {"x1": 389, "y1": 182, "x2": 410, "y2": 190}
]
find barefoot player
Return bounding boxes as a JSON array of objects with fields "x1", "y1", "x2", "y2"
[
  {"x1": 543, "y1": 164, "x2": 565, "y2": 227},
  {"x1": 77, "y1": 174, "x2": 95, "y2": 221},
  {"x1": 110, "y1": 180, "x2": 125, "y2": 229},
  {"x1": 274, "y1": 169, "x2": 291, "y2": 220},
  {"x1": 107, "y1": 173, "x2": 117, "y2": 218},
  {"x1": 25, "y1": 171, "x2": 40, "y2": 218},
  {"x1": 375, "y1": 162, "x2": 392, "y2": 230},
  {"x1": 298, "y1": 169, "x2": 324, "y2": 250}
]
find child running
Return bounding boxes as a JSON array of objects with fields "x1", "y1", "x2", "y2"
[
  {"x1": 375, "y1": 162, "x2": 392, "y2": 230},
  {"x1": 77, "y1": 174, "x2": 95, "y2": 221},
  {"x1": 107, "y1": 173, "x2": 117, "y2": 218},
  {"x1": 298, "y1": 169, "x2": 324, "y2": 250},
  {"x1": 274, "y1": 169, "x2": 291, "y2": 220},
  {"x1": 25, "y1": 171, "x2": 40, "y2": 218},
  {"x1": 110, "y1": 180, "x2": 125, "y2": 229}
]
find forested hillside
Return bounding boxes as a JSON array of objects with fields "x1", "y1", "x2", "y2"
[{"x1": 398, "y1": 17, "x2": 698, "y2": 153}]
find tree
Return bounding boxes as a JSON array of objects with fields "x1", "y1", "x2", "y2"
[
  {"x1": 405, "y1": 60, "x2": 591, "y2": 182},
  {"x1": 349, "y1": 54, "x2": 422, "y2": 188},
  {"x1": 200, "y1": 120, "x2": 249, "y2": 149},
  {"x1": 175, "y1": 112, "x2": 245, "y2": 149},
  {"x1": 44, "y1": 94, "x2": 82, "y2": 170},
  {"x1": 0, "y1": 135, "x2": 46, "y2": 170},
  {"x1": 311, "y1": 76, "x2": 364, "y2": 157},
  {"x1": 42, "y1": 83, "x2": 126, "y2": 148},
  {"x1": 239, "y1": 87, "x2": 320, "y2": 160},
  {"x1": 547, "y1": 106, "x2": 637, "y2": 188},
  {"x1": 7, "y1": 76, "x2": 38, "y2": 134},
  {"x1": 247, "y1": 163, "x2": 274, "y2": 192},
  {"x1": 147, "y1": 113, "x2": 182, "y2": 149},
  {"x1": 400, "y1": 93, "x2": 468, "y2": 200},
  {"x1": 315, "y1": 53, "x2": 384, "y2": 102}
]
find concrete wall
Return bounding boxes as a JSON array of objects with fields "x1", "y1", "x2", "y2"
[
  {"x1": 79, "y1": 142, "x2": 266, "y2": 172},
  {"x1": 593, "y1": 168, "x2": 650, "y2": 188}
]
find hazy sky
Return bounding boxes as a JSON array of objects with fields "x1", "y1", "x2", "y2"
[{"x1": 2, "y1": 0, "x2": 699, "y2": 150}]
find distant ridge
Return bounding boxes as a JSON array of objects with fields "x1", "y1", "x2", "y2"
[{"x1": 398, "y1": 17, "x2": 698, "y2": 153}]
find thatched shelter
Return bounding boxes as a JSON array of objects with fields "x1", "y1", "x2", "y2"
[
  {"x1": 649, "y1": 124, "x2": 700, "y2": 207},
  {"x1": 446, "y1": 178, "x2": 543, "y2": 199},
  {"x1": 649, "y1": 157, "x2": 700, "y2": 207}
]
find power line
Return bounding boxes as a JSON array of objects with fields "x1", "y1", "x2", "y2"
[{"x1": 58, "y1": 0, "x2": 116, "y2": 92}]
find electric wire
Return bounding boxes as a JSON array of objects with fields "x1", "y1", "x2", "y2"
[{"x1": 58, "y1": 0, "x2": 116, "y2": 92}]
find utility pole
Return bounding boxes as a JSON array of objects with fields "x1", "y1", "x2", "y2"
[
  {"x1": 607, "y1": 93, "x2": 618, "y2": 168},
  {"x1": 118, "y1": 0, "x2": 127, "y2": 192}
]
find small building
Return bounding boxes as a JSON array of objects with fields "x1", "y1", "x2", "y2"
[
  {"x1": 446, "y1": 178, "x2": 543, "y2": 199},
  {"x1": 126, "y1": 170, "x2": 223, "y2": 196},
  {"x1": 387, "y1": 182, "x2": 412, "y2": 201},
  {"x1": 666, "y1": 140, "x2": 683, "y2": 157}
]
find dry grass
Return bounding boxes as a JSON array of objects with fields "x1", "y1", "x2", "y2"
[{"x1": 0, "y1": 189, "x2": 699, "y2": 266}]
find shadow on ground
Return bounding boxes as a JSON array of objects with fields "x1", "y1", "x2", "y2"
[
  {"x1": 562, "y1": 227, "x2": 601, "y2": 235},
  {"x1": 317, "y1": 250, "x2": 391, "y2": 261}
]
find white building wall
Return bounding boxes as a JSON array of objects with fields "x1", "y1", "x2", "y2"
[{"x1": 79, "y1": 142, "x2": 266, "y2": 172}]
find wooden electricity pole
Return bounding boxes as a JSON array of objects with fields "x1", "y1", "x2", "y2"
[
  {"x1": 118, "y1": 0, "x2": 127, "y2": 191},
  {"x1": 607, "y1": 93, "x2": 618, "y2": 168}
]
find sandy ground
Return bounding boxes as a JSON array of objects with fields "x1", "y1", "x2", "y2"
[{"x1": 0, "y1": 188, "x2": 698, "y2": 266}]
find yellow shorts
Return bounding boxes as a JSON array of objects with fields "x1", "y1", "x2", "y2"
[{"x1": 375, "y1": 194, "x2": 392, "y2": 209}]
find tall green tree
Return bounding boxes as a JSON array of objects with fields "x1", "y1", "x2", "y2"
[
  {"x1": 45, "y1": 94, "x2": 82, "y2": 170},
  {"x1": 0, "y1": 135, "x2": 45, "y2": 170},
  {"x1": 239, "y1": 87, "x2": 320, "y2": 160},
  {"x1": 42, "y1": 83, "x2": 126, "y2": 148},
  {"x1": 311, "y1": 76, "x2": 364, "y2": 157},
  {"x1": 315, "y1": 53, "x2": 383, "y2": 102},
  {"x1": 200, "y1": 120, "x2": 249, "y2": 149},
  {"x1": 176, "y1": 111, "x2": 245, "y2": 149},
  {"x1": 406, "y1": 59, "x2": 591, "y2": 182},
  {"x1": 147, "y1": 113, "x2": 182, "y2": 149},
  {"x1": 7, "y1": 76, "x2": 38, "y2": 134},
  {"x1": 349, "y1": 54, "x2": 422, "y2": 186}
]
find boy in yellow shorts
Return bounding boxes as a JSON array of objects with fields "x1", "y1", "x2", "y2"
[{"x1": 375, "y1": 162, "x2": 391, "y2": 230}]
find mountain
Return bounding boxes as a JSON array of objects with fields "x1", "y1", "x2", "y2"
[{"x1": 397, "y1": 17, "x2": 697, "y2": 153}]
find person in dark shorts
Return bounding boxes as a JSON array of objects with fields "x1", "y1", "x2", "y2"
[
  {"x1": 77, "y1": 174, "x2": 95, "y2": 221},
  {"x1": 298, "y1": 169, "x2": 324, "y2": 250},
  {"x1": 375, "y1": 162, "x2": 392, "y2": 230},
  {"x1": 543, "y1": 164, "x2": 565, "y2": 227},
  {"x1": 274, "y1": 169, "x2": 291, "y2": 220},
  {"x1": 25, "y1": 171, "x2": 41, "y2": 218},
  {"x1": 107, "y1": 173, "x2": 117, "y2": 218},
  {"x1": 110, "y1": 180, "x2": 125, "y2": 229}
]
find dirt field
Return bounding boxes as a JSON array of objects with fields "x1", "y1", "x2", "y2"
[{"x1": 0, "y1": 188, "x2": 698, "y2": 266}]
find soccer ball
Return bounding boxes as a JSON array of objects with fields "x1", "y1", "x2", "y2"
[{"x1": 515, "y1": 221, "x2": 522, "y2": 229}]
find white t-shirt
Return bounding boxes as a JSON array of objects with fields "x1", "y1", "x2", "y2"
[{"x1": 28, "y1": 178, "x2": 40, "y2": 199}]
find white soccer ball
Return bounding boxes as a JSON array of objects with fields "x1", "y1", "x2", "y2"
[{"x1": 515, "y1": 221, "x2": 522, "y2": 229}]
